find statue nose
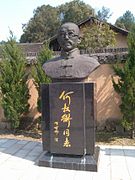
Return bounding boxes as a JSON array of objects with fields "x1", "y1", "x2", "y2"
[{"x1": 65, "y1": 34, "x2": 69, "y2": 39}]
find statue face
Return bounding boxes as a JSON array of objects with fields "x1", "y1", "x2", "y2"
[{"x1": 57, "y1": 23, "x2": 80, "y2": 52}]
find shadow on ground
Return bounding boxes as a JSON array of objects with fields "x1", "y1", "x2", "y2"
[{"x1": 0, "y1": 138, "x2": 43, "y2": 165}]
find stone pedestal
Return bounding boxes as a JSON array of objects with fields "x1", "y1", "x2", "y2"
[
  {"x1": 39, "y1": 146, "x2": 100, "y2": 171},
  {"x1": 38, "y1": 82, "x2": 100, "y2": 171}
]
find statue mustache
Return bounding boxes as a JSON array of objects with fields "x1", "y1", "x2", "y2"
[{"x1": 64, "y1": 40, "x2": 73, "y2": 45}]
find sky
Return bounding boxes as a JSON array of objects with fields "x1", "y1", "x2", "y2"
[{"x1": 0, "y1": 0, "x2": 135, "y2": 42}]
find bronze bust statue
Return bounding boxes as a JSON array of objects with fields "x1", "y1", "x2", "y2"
[{"x1": 43, "y1": 22, "x2": 100, "y2": 82}]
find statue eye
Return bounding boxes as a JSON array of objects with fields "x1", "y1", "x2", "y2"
[
  {"x1": 68, "y1": 32, "x2": 78, "y2": 38},
  {"x1": 68, "y1": 32, "x2": 74, "y2": 37},
  {"x1": 60, "y1": 33, "x2": 65, "y2": 37},
  {"x1": 59, "y1": 31, "x2": 78, "y2": 38}
]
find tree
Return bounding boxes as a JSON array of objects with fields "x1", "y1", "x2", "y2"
[
  {"x1": 0, "y1": 40, "x2": 6, "y2": 44},
  {"x1": 97, "y1": 6, "x2": 112, "y2": 22},
  {"x1": 0, "y1": 33, "x2": 30, "y2": 129},
  {"x1": 20, "y1": 5, "x2": 60, "y2": 43},
  {"x1": 59, "y1": 0, "x2": 94, "y2": 24},
  {"x1": 112, "y1": 25, "x2": 135, "y2": 138},
  {"x1": 115, "y1": 10, "x2": 135, "y2": 31},
  {"x1": 31, "y1": 42, "x2": 53, "y2": 112},
  {"x1": 20, "y1": 0, "x2": 95, "y2": 43},
  {"x1": 79, "y1": 22, "x2": 116, "y2": 52}
]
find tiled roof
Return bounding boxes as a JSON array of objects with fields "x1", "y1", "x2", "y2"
[
  {"x1": 18, "y1": 42, "x2": 43, "y2": 54},
  {"x1": 77, "y1": 16, "x2": 129, "y2": 35}
]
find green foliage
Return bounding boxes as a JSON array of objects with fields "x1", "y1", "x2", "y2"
[
  {"x1": 97, "y1": 6, "x2": 112, "y2": 22},
  {"x1": 20, "y1": 0, "x2": 95, "y2": 43},
  {"x1": 0, "y1": 33, "x2": 30, "y2": 129},
  {"x1": 115, "y1": 10, "x2": 135, "y2": 31},
  {"x1": 112, "y1": 25, "x2": 135, "y2": 138},
  {"x1": 59, "y1": 0, "x2": 94, "y2": 24},
  {"x1": 31, "y1": 42, "x2": 53, "y2": 112},
  {"x1": 79, "y1": 23, "x2": 116, "y2": 51},
  {"x1": 0, "y1": 40, "x2": 6, "y2": 44},
  {"x1": 20, "y1": 5, "x2": 60, "y2": 43}
]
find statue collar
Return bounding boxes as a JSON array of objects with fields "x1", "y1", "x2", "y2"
[{"x1": 61, "y1": 48, "x2": 80, "y2": 59}]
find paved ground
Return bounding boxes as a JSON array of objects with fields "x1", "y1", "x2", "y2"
[{"x1": 0, "y1": 138, "x2": 135, "y2": 180}]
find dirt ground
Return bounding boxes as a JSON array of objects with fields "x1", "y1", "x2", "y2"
[
  {"x1": 96, "y1": 131, "x2": 135, "y2": 146},
  {"x1": 0, "y1": 129, "x2": 42, "y2": 142},
  {"x1": 0, "y1": 129, "x2": 135, "y2": 146}
]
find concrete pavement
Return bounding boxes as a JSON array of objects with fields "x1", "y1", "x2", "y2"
[{"x1": 0, "y1": 138, "x2": 135, "y2": 180}]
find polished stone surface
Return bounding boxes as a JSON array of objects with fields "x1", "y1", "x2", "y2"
[
  {"x1": 41, "y1": 83, "x2": 95, "y2": 156},
  {"x1": 38, "y1": 146, "x2": 100, "y2": 172},
  {"x1": 41, "y1": 82, "x2": 98, "y2": 171}
]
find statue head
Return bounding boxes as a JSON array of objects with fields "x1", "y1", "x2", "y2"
[{"x1": 57, "y1": 22, "x2": 81, "y2": 52}]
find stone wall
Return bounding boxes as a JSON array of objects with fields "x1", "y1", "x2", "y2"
[{"x1": 87, "y1": 64, "x2": 122, "y2": 130}]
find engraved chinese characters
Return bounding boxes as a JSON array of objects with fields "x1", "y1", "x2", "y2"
[
  {"x1": 48, "y1": 83, "x2": 94, "y2": 155},
  {"x1": 53, "y1": 121, "x2": 59, "y2": 142},
  {"x1": 59, "y1": 91, "x2": 73, "y2": 147},
  {"x1": 53, "y1": 90, "x2": 74, "y2": 147}
]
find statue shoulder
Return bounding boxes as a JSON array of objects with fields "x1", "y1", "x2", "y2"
[
  {"x1": 42, "y1": 56, "x2": 62, "y2": 75},
  {"x1": 78, "y1": 54, "x2": 100, "y2": 67},
  {"x1": 43, "y1": 56, "x2": 60, "y2": 67}
]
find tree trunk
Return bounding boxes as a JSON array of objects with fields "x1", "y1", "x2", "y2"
[{"x1": 131, "y1": 117, "x2": 135, "y2": 139}]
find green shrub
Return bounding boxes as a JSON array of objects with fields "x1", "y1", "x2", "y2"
[
  {"x1": 0, "y1": 34, "x2": 30, "y2": 129},
  {"x1": 31, "y1": 42, "x2": 53, "y2": 112},
  {"x1": 112, "y1": 25, "x2": 135, "y2": 138}
]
